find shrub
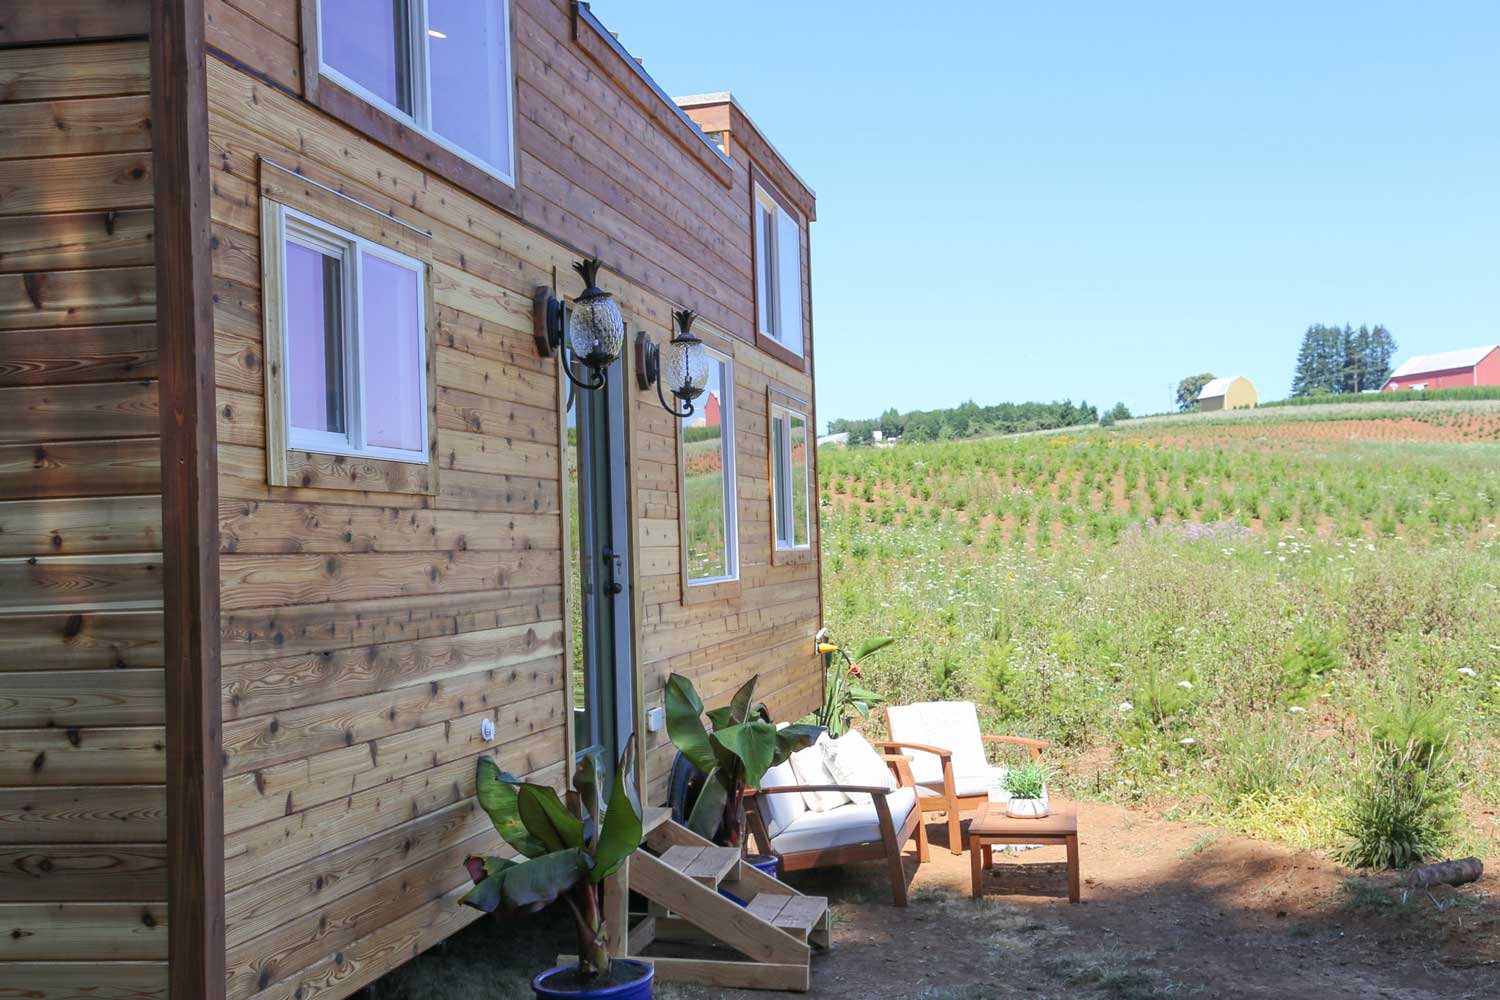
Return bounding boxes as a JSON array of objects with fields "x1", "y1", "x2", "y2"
[
  {"x1": 1336, "y1": 742, "x2": 1458, "y2": 869},
  {"x1": 1279, "y1": 624, "x2": 1340, "y2": 705}
]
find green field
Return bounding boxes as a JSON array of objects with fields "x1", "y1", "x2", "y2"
[{"x1": 818, "y1": 405, "x2": 1500, "y2": 858}]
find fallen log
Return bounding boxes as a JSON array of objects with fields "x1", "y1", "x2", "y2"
[{"x1": 1407, "y1": 858, "x2": 1483, "y2": 889}]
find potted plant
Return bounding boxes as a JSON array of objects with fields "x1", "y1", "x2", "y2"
[
  {"x1": 814, "y1": 630, "x2": 892, "y2": 737},
  {"x1": 664, "y1": 673, "x2": 820, "y2": 850},
  {"x1": 461, "y1": 736, "x2": 651, "y2": 999},
  {"x1": 1004, "y1": 760, "x2": 1052, "y2": 819}
]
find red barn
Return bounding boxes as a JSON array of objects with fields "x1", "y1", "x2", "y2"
[
  {"x1": 1383, "y1": 345, "x2": 1500, "y2": 391},
  {"x1": 703, "y1": 390, "x2": 723, "y2": 427}
]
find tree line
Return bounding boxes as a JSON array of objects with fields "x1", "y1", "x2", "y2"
[
  {"x1": 1290, "y1": 324, "x2": 1396, "y2": 397},
  {"x1": 827, "y1": 398, "x2": 1131, "y2": 445}
]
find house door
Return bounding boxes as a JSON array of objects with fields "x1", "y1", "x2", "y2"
[{"x1": 565, "y1": 353, "x2": 635, "y2": 775}]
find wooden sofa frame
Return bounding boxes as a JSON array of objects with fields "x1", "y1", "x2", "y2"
[
  {"x1": 743, "y1": 754, "x2": 929, "y2": 905},
  {"x1": 876, "y1": 706, "x2": 1050, "y2": 855}
]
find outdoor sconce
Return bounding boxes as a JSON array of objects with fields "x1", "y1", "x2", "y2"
[
  {"x1": 533, "y1": 258, "x2": 626, "y2": 391},
  {"x1": 636, "y1": 308, "x2": 709, "y2": 419}
]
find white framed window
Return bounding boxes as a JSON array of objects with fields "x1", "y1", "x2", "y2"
[
  {"x1": 754, "y1": 182, "x2": 804, "y2": 357},
  {"x1": 682, "y1": 348, "x2": 738, "y2": 585},
  {"x1": 272, "y1": 204, "x2": 429, "y2": 465},
  {"x1": 769, "y1": 403, "x2": 810, "y2": 550},
  {"x1": 318, "y1": 0, "x2": 517, "y2": 186}
]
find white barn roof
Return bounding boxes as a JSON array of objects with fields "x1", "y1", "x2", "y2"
[
  {"x1": 1388, "y1": 346, "x2": 1498, "y2": 380},
  {"x1": 1197, "y1": 376, "x2": 1242, "y2": 400}
]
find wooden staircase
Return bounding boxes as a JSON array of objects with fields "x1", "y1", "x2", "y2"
[{"x1": 586, "y1": 809, "x2": 830, "y2": 991}]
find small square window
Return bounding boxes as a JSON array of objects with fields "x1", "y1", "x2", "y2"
[
  {"x1": 770, "y1": 403, "x2": 810, "y2": 551},
  {"x1": 269, "y1": 204, "x2": 430, "y2": 471}
]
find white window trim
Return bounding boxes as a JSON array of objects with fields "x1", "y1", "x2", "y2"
[
  {"x1": 685, "y1": 348, "x2": 739, "y2": 586},
  {"x1": 770, "y1": 402, "x2": 811, "y2": 550},
  {"x1": 754, "y1": 182, "x2": 804, "y2": 358},
  {"x1": 275, "y1": 204, "x2": 430, "y2": 466},
  {"x1": 317, "y1": 0, "x2": 518, "y2": 188}
]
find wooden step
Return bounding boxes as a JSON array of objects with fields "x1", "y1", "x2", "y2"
[
  {"x1": 744, "y1": 894, "x2": 828, "y2": 941},
  {"x1": 657, "y1": 845, "x2": 741, "y2": 888}
]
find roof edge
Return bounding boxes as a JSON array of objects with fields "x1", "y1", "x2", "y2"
[{"x1": 675, "y1": 91, "x2": 816, "y2": 199}]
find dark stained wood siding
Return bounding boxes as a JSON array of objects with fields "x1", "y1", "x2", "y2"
[{"x1": 0, "y1": 38, "x2": 169, "y2": 998}]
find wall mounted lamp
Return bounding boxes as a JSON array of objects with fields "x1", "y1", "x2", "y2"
[
  {"x1": 533, "y1": 258, "x2": 626, "y2": 391},
  {"x1": 636, "y1": 308, "x2": 709, "y2": 419}
]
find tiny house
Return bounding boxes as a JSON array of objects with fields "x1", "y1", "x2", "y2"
[{"x1": 0, "y1": 3, "x2": 822, "y2": 997}]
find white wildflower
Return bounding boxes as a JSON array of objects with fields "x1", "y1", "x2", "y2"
[
  {"x1": 1458, "y1": 667, "x2": 1477, "y2": 678},
  {"x1": 1179, "y1": 737, "x2": 1196, "y2": 746},
  {"x1": 1288, "y1": 705, "x2": 1306, "y2": 714},
  {"x1": 1177, "y1": 680, "x2": 1193, "y2": 690},
  {"x1": 1118, "y1": 701, "x2": 1134, "y2": 713}
]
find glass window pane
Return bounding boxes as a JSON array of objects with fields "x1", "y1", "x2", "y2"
[
  {"x1": 790, "y1": 414, "x2": 809, "y2": 546},
  {"x1": 285, "y1": 240, "x2": 345, "y2": 435},
  {"x1": 771, "y1": 412, "x2": 787, "y2": 545},
  {"x1": 359, "y1": 252, "x2": 425, "y2": 452},
  {"x1": 777, "y1": 208, "x2": 802, "y2": 351},
  {"x1": 757, "y1": 204, "x2": 776, "y2": 335},
  {"x1": 684, "y1": 358, "x2": 730, "y2": 581},
  {"x1": 322, "y1": 0, "x2": 412, "y2": 112},
  {"x1": 428, "y1": 0, "x2": 512, "y2": 171}
]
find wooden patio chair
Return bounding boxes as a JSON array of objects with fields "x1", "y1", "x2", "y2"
[
  {"x1": 876, "y1": 701, "x2": 1050, "y2": 855},
  {"x1": 744, "y1": 751, "x2": 929, "y2": 905}
]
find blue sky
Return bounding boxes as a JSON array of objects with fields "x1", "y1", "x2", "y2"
[{"x1": 596, "y1": 1, "x2": 1500, "y2": 427}]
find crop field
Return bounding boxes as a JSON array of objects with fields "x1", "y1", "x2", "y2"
[{"x1": 818, "y1": 404, "x2": 1500, "y2": 859}]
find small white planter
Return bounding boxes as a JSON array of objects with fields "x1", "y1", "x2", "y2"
[{"x1": 1006, "y1": 796, "x2": 1049, "y2": 819}]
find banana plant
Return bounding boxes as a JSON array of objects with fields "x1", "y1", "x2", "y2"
[
  {"x1": 664, "y1": 673, "x2": 820, "y2": 846},
  {"x1": 815, "y1": 633, "x2": 893, "y2": 737},
  {"x1": 461, "y1": 735, "x2": 641, "y2": 984}
]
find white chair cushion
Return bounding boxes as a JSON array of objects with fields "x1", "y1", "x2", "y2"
[
  {"x1": 821, "y1": 730, "x2": 896, "y2": 805},
  {"x1": 770, "y1": 787, "x2": 917, "y2": 855},
  {"x1": 755, "y1": 759, "x2": 806, "y2": 839},
  {"x1": 886, "y1": 701, "x2": 989, "y2": 787},
  {"x1": 916, "y1": 765, "x2": 1009, "y2": 799},
  {"x1": 789, "y1": 734, "x2": 850, "y2": 813}
]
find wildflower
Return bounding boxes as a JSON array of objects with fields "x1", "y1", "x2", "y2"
[
  {"x1": 1179, "y1": 737, "x2": 1196, "y2": 746},
  {"x1": 1288, "y1": 705, "x2": 1306, "y2": 714},
  {"x1": 1458, "y1": 667, "x2": 1477, "y2": 678},
  {"x1": 847, "y1": 663, "x2": 863, "y2": 678},
  {"x1": 1118, "y1": 701, "x2": 1134, "y2": 713},
  {"x1": 1177, "y1": 680, "x2": 1193, "y2": 690}
]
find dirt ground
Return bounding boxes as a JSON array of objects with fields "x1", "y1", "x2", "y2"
[{"x1": 372, "y1": 800, "x2": 1498, "y2": 1000}]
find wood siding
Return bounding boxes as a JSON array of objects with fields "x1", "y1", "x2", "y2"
[
  {"x1": 0, "y1": 39, "x2": 169, "y2": 998},
  {"x1": 194, "y1": 1, "x2": 820, "y2": 996}
]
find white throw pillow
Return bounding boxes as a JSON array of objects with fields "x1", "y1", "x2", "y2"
[
  {"x1": 822, "y1": 730, "x2": 896, "y2": 805},
  {"x1": 789, "y1": 733, "x2": 850, "y2": 812}
]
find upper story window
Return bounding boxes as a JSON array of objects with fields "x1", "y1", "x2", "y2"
[
  {"x1": 319, "y1": 0, "x2": 516, "y2": 185},
  {"x1": 753, "y1": 181, "x2": 804, "y2": 358},
  {"x1": 769, "y1": 402, "x2": 810, "y2": 550},
  {"x1": 271, "y1": 205, "x2": 429, "y2": 465},
  {"x1": 682, "y1": 348, "x2": 738, "y2": 585}
]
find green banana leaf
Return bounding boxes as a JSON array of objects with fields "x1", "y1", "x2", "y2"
[
  {"x1": 686, "y1": 765, "x2": 729, "y2": 839},
  {"x1": 517, "y1": 784, "x2": 584, "y2": 852},
  {"x1": 852, "y1": 636, "x2": 895, "y2": 661},
  {"x1": 590, "y1": 735, "x2": 641, "y2": 883},
  {"x1": 475, "y1": 758, "x2": 547, "y2": 859},
  {"x1": 712, "y1": 721, "x2": 778, "y2": 788},
  {"x1": 664, "y1": 674, "x2": 716, "y2": 774},
  {"x1": 460, "y1": 848, "x2": 589, "y2": 913},
  {"x1": 771, "y1": 723, "x2": 821, "y2": 766},
  {"x1": 571, "y1": 747, "x2": 605, "y2": 848}
]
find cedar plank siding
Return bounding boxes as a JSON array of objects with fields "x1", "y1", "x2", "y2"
[
  {"x1": 0, "y1": 37, "x2": 170, "y2": 999},
  {"x1": 1, "y1": 1, "x2": 821, "y2": 995}
]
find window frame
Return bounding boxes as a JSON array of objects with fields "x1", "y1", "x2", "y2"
[
  {"x1": 302, "y1": 0, "x2": 521, "y2": 214},
  {"x1": 767, "y1": 391, "x2": 813, "y2": 564},
  {"x1": 316, "y1": 0, "x2": 518, "y2": 187},
  {"x1": 258, "y1": 158, "x2": 439, "y2": 496},
  {"x1": 679, "y1": 343, "x2": 739, "y2": 593},
  {"x1": 750, "y1": 172, "x2": 806, "y2": 368},
  {"x1": 275, "y1": 204, "x2": 430, "y2": 465}
]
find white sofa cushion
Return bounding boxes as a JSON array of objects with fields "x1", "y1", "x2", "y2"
[
  {"x1": 755, "y1": 758, "x2": 806, "y2": 838},
  {"x1": 821, "y1": 730, "x2": 896, "y2": 805},
  {"x1": 915, "y1": 765, "x2": 1009, "y2": 799},
  {"x1": 770, "y1": 787, "x2": 917, "y2": 855},
  {"x1": 886, "y1": 701, "x2": 989, "y2": 786},
  {"x1": 789, "y1": 734, "x2": 850, "y2": 813}
]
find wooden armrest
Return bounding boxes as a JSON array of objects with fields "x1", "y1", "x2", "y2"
[
  {"x1": 873, "y1": 739, "x2": 953, "y2": 759},
  {"x1": 747, "y1": 783, "x2": 893, "y2": 798},
  {"x1": 880, "y1": 753, "x2": 914, "y2": 763},
  {"x1": 983, "y1": 735, "x2": 1051, "y2": 750},
  {"x1": 881, "y1": 753, "x2": 916, "y2": 789}
]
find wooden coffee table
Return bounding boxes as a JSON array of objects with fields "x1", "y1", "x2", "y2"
[{"x1": 968, "y1": 800, "x2": 1080, "y2": 902}]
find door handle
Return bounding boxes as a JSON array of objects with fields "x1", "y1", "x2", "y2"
[{"x1": 603, "y1": 548, "x2": 625, "y2": 595}]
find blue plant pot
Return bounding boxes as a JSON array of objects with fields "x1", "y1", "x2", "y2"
[
  {"x1": 720, "y1": 853, "x2": 781, "y2": 905},
  {"x1": 532, "y1": 959, "x2": 653, "y2": 1000}
]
